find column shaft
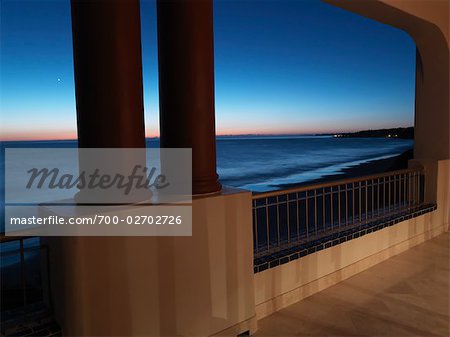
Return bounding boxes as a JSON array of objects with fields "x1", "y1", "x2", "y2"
[
  {"x1": 157, "y1": 0, "x2": 221, "y2": 194},
  {"x1": 71, "y1": 0, "x2": 145, "y2": 148}
]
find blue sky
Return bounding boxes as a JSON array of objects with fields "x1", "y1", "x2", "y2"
[{"x1": 1, "y1": 0, "x2": 416, "y2": 140}]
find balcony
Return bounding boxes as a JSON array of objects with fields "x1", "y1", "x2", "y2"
[
  {"x1": 0, "y1": 0, "x2": 448, "y2": 335},
  {"x1": 0, "y1": 164, "x2": 445, "y2": 336}
]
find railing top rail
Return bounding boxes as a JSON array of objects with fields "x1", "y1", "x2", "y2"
[{"x1": 252, "y1": 167, "x2": 422, "y2": 199}]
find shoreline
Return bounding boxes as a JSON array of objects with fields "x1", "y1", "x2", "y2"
[{"x1": 272, "y1": 149, "x2": 413, "y2": 191}]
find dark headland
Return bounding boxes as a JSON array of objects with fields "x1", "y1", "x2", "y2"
[{"x1": 333, "y1": 126, "x2": 414, "y2": 139}]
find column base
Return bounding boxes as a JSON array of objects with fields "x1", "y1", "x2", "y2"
[{"x1": 193, "y1": 174, "x2": 222, "y2": 195}]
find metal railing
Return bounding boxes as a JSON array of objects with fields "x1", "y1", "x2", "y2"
[
  {"x1": 252, "y1": 168, "x2": 425, "y2": 261},
  {"x1": 0, "y1": 235, "x2": 52, "y2": 315}
]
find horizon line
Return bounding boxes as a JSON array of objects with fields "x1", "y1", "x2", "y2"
[{"x1": 0, "y1": 127, "x2": 414, "y2": 142}]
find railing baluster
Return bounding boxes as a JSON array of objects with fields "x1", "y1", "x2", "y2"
[
  {"x1": 383, "y1": 176, "x2": 386, "y2": 217},
  {"x1": 265, "y1": 198, "x2": 270, "y2": 252},
  {"x1": 371, "y1": 179, "x2": 374, "y2": 222},
  {"x1": 359, "y1": 181, "x2": 362, "y2": 225},
  {"x1": 276, "y1": 195, "x2": 280, "y2": 248},
  {"x1": 377, "y1": 177, "x2": 380, "y2": 218},
  {"x1": 314, "y1": 189, "x2": 318, "y2": 236},
  {"x1": 345, "y1": 183, "x2": 348, "y2": 226},
  {"x1": 365, "y1": 180, "x2": 368, "y2": 224},
  {"x1": 287, "y1": 194, "x2": 290, "y2": 245},
  {"x1": 414, "y1": 171, "x2": 417, "y2": 206},
  {"x1": 388, "y1": 175, "x2": 391, "y2": 215},
  {"x1": 254, "y1": 204, "x2": 258, "y2": 253},
  {"x1": 415, "y1": 171, "x2": 418, "y2": 206},
  {"x1": 403, "y1": 173, "x2": 407, "y2": 208},
  {"x1": 323, "y1": 187, "x2": 326, "y2": 232},
  {"x1": 296, "y1": 192, "x2": 300, "y2": 242},
  {"x1": 338, "y1": 185, "x2": 341, "y2": 230},
  {"x1": 352, "y1": 182, "x2": 355, "y2": 224},
  {"x1": 20, "y1": 238, "x2": 27, "y2": 310},
  {"x1": 305, "y1": 192, "x2": 309, "y2": 240},
  {"x1": 400, "y1": 174, "x2": 406, "y2": 205},
  {"x1": 402, "y1": 173, "x2": 404, "y2": 207},
  {"x1": 394, "y1": 174, "x2": 397, "y2": 210},
  {"x1": 330, "y1": 187, "x2": 333, "y2": 230},
  {"x1": 417, "y1": 171, "x2": 420, "y2": 205},
  {"x1": 408, "y1": 172, "x2": 412, "y2": 210}
]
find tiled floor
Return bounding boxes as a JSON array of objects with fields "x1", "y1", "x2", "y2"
[{"x1": 256, "y1": 232, "x2": 449, "y2": 336}]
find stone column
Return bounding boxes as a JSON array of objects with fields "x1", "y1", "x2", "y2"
[
  {"x1": 71, "y1": 0, "x2": 145, "y2": 148},
  {"x1": 157, "y1": 0, "x2": 222, "y2": 194}
]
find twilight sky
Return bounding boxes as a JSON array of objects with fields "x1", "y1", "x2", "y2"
[{"x1": 1, "y1": 0, "x2": 416, "y2": 140}]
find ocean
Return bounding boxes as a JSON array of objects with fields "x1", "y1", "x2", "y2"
[
  {"x1": 1, "y1": 135, "x2": 413, "y2": 194},
  {"x1": 215, "y1": 135, "x2": 413, "y2": 191}
]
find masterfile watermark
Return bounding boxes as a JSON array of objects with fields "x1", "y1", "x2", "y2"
[
  {"x1": 26, "y1": 165, "x2": 170, "y2": 195},
  {"x1": 5, "y1": 148, "x2": 192, "y2": 236}
]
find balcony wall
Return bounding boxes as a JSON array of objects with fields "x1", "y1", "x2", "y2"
[{"x1": 44, "y1": 188, "x2": 256, "y2": 336}]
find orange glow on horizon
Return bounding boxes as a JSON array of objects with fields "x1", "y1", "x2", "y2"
[
  {"x1": 1, "y1": 124, "x2": 408, "y2": 141},
  {"x1": 0, "y1": 130, "x2": 78, "y2": 142}
]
